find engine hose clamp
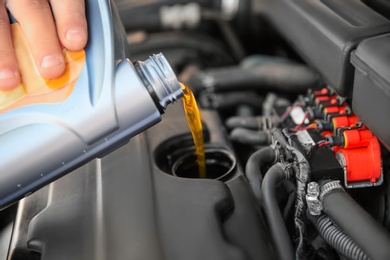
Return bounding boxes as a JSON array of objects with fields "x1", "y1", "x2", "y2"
[{"x1": 319, "y1": 180, "x2": 342, "y2": 201}]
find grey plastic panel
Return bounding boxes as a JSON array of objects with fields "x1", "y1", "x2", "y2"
[
  {"x1": 255, "y1": 0, "x2": 390, "y2": 97},
  {"x1": 351, "y1": 34, "x2": 390, "y2": 150},
  {"x1": 6, "y1": 102, "x2": 275, "y2": 260},
  {"x1": 0, "y1": 0, "x2": 161, "y2": 209},
  {"x1": 25, "y1": 135, "x2": 165, "y2": 260}
]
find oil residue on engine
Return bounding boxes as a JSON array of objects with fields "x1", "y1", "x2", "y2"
[{"x1": 180, "y1": 82, "x2": 206, "y2": 178}]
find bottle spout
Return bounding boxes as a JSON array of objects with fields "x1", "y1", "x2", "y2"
[{"x1": 134, "y1": 53, "x2": 183, "y2": 112}]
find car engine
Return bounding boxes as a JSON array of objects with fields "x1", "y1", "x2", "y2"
[{"x1": 1, "y1": 0, "x2": 390, "y2": 260}]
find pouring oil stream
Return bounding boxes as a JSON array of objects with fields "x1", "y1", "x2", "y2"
[{"x1": 180, "y1": 83, "x2": 206, "y2": 178}]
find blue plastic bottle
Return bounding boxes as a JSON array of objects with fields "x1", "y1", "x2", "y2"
[{"x1": 0, "y1": 0, "x2": 183, "y2": 209}]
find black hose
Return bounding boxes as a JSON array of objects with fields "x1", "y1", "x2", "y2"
[
  {"x1": 282, "y1": 181, "x2": 296, "y2": 221},
  {"x1": 129, "y1": 32, "x2": 234, "y2": 68},
  {"x1": 186, "y1": 61, "x2": 322, "y2": 95},
  {"x1": 199, "y1": 91, "x2": 263, "y2": 111},
  {"x1": 322, "y1": 187, "x2": 390, "y2": 260},
  {"x1": 245, "y1": 146, "x2": 276, "y2": 202},
  {"x1": 230, "y1": 128, "x2": 271, "y2": 146},
  {"x1": 226, "y1": 116, "x2": 262, "y2": 130},
  {"x1": 202, "y1": 9, "x2": 247, "y2": 62},
  {"x1": 225, "y1": 115, "x2": 278, "y2": 130},
  {"x1": 261, "y1": 163, "x2": 294, "y2": 260},
  {"x1": 308, "y1": 213, "x2": 369, "y2": 260},
  {"x1": 116, "y1": 0, "x2": 218, "y2": 32}
]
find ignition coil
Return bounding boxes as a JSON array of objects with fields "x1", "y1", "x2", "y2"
[
  {"x1": 275, "y1": 86, "x2": 383, "y2": 189},
  {"x1": 327, "y1": 127, "x2": 382, "y2": 188}
]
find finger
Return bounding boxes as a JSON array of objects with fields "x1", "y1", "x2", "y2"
[
  {"x1": 51, "y1": 0, "x2": 88, "y2": 51},
  {"x1": 0, "y1": 2, "x2": 20, "y2": 90},
  {"x1": 7, "y1": 0, "x2": 65, "y2": 79}
]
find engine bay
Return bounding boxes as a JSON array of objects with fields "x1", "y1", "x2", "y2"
[{"x1": 2, "y1": 0, "x2": 390, "y2": 259}]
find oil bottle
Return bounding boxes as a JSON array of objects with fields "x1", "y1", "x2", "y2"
[{"x1": 0, "y1": 0, "x2": 183, "y2": 209}]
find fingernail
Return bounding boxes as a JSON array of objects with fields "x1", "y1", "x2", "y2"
[
  {"x1": 0, "y1": 69, "x2": 18, "y2": 80},
  {"x1": 41, "y1": 55, "x2": 64, "y2": 69},
  {"x1": 66, "y1": 29, "x2": 86, "y2": 43}
]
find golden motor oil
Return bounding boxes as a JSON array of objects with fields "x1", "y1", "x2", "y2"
[{"x1": 0, "y1": 0, "x2": 183, "y2": 209}]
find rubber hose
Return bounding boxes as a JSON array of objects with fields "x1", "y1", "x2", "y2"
[
  {"x1": 226, "y1": 116, "x2": 261, "y2": 130},
  {"x1": 230, "y1": 128, "x2": 270, "y2": 146},
  {"x1": 322, "y1": 188, "x2": 390, "y2": 260},
  {"x1": 186, "y1": 62, "x2": 321, "y2": 94},
  {"x1": 214, "y1": 16, "x2": 246, "y2": 61},
  {"x1": 200, "y1": 92, "x2": 263, "y2": 111},
  {"x1": 308, "y1": 214, "x2": 369, "y2": 260},
  {"x1": 226, "y1": 115, "x2": 278, "y2": 130},
  {"x1": 245, "y1": 146, "x2": 276, "y2": 202},
  {"x1": 129, "y1": 32, "x2": 234, "y2": 68},
  {"x1": 282, "y1": 181, "x2": 296, "y2": 221},
  {"x1": 261, "y1": 163, "x2": 294, "y2": 260},
  {"x1": 116, "y1": 0, "x2": 217, "y2": 31}
]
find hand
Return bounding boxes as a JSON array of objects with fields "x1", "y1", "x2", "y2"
[{"x1": 0, "y1": 0, "x2": 87, "y2": 90}]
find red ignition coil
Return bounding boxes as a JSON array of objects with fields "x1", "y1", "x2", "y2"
[
  {"x1": 314, "y1": 94, "x2": 338, "y2": 105},
  {"x1": 331, "y1": 114, "x2": 360, "y2": 129},
  {"x1": 309, "y1": 87, "x2": 337, "y2": 105},
  {"x1": 323, "y1": 103, "x2": 349, "y2": 116},
  {"x1": 315, "y1": 112, "x2": 359, "y2": 138},
  {"x1": 311, "y1": 88, "x2": 332, "y2": 101},
  {"x1": 327, "y1": 128, "x2": 382, "y2": 188},
  {"x1": 312, "y1": 88, "x2": 331, "y2": 96}
]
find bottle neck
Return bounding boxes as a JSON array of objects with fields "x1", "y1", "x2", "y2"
[{"x1": 134, "y1": 53, "x2": 183, "y2": 113}]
